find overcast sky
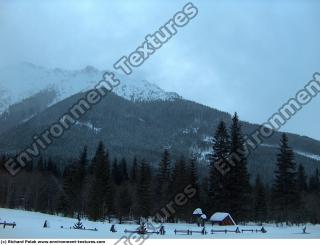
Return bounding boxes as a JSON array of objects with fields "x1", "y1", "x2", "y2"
[{"x1": 1, "y1": 0, "x2": 320, "y2": 140}]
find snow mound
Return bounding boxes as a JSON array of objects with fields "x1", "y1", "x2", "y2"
[{"x1": 192, "y1": 208, "x2": 203, "y2": 215}]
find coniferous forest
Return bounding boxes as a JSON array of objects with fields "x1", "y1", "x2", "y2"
[{"x1": 0, "y1": 113, "x2": 319, "y2": 225}]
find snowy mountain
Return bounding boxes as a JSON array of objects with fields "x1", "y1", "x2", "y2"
[
  {"x1": 0, "y1": 62, "x2": 180, "y2": 115},
  {"x1": 0, "y1": 90, "x2": 319, "y2": 182},
  {"x1": 0, "y1": 63, "x2": 320, "y2": 183}
]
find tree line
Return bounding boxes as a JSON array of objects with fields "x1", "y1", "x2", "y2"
[{"x1": 0, "y1": 113, "x2": 319, "y2": 224}]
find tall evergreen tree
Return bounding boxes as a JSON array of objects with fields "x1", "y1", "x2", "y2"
[
  {"x1": 272, "y1": 133, "x2": 300, "y2": 223},
  {"x1": 170, "y1": 156, "x2": 188, "y2": 221},
  {"x1": 185, "y1": 157, "x2": 200, "y2": 221},
  {"x1": 75, "y1": 146, "x2": 88, "y2": 215},
  {"x1": 87, "y1": 142, "x2": 113, "y2": 221},
  {"x1": 226, "y1": 113, "x2": 251, "y2": 221},
  {"x1": 61, "y1": 147, "x2": 88, "y2": 216},
  {"x1": 189, "y1": 157, "x2": 199, "y2": 202},
  {"x1": 62, "y1": 163, "x2": 78, "y2": 216},
  {"x1": 155, "y1": 149, "x2": 171, "y2": 210},
  {"x1": 136, "y1": 159, "x2": 152, "y2": 221},
  {"x1": 209, "y1": 120, "x2": 230, "y2": 214}
]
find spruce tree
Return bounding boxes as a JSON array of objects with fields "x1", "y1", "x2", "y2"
[
  {"x1": 187, "y1": 157, "x2": 200, "y2": 220},
  {"x1": 136, "y1": 159, "x2": 152, "y2": 220},
  {"x1": 155, "y1": 149, "x2": 171, "y2": 210},
  {"x1": 226, "y1": 113, "x2": 251, "y2": 222},
  {"x1": 62, "y1": 163, "x2": 78, "y2": 216},
  {"x1": 61, "y1": 147, "x2": 88, "y2": 216},
  {"x1": 170, "y1": 156, "x2": 188, "y2": 221},
  {"x1": 75, "y1": 146, "x2": 88, "y2": 216},
  {"x1": 272, "y1": 133, "x2": 300, "y2": 223},
  {"x1": 88, "y1": 142, "x2": 113, "y2": 221},
  {"x1": 171, "y1": 156, "x2": 188, "y2": 194},
  {"x1": 209, "y1": 120, "x2": 230, "y2": 214},
  {"x1": 189, "y1": 157, "x2": 199, "y2": 201}
]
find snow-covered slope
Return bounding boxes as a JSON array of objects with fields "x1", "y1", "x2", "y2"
[
  {"x1": 0, "y1": 62, "x2": 181, "y2": 114},
  {"x1": 261, "y1": 143, "x2": 320, "y2": 161},
  {"x1": 1, "y1": 208, "x2": 319, "y2": 239}
]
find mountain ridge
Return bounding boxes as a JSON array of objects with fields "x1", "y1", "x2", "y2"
[
  {"x1": 0, "y1": 63, "x2": 319, "y2": 183},
  {"x1": 0, "y1": 63, "x2": 181, "y2": 115}
]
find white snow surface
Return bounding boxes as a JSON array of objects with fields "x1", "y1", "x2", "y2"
[
  {"x1": 0, "y1": 63, "x2": 181, "y2": 115},
  {"x1": 209, "y1": 212, "x2": 236, "y2": 226},
  {"x1": 75, "y1": 121, "x2": 102, "y2": 133},
  {"x1": 210, "y1": 212, "x2": 232, "y2": 222},
  {"x1": 261, "y1": 144, "x2": 320, "y2": 161},
  {"x1": 201, "y1": 214, "x2": 207, "y2": 220},
  {"x1": 1, "y1": 208, "x2": 320, "y2": 239},
  {"x1": 192, "y1": 208, "x2": 203, "y2": 215}
]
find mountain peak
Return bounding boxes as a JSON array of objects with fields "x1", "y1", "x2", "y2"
[{"x1": 0, "y1": 63, "x2": 181, "y2": 114}]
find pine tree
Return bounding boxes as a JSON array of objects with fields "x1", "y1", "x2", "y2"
[
  {"x1": 209, "y1": 120, "x2": 230, "y2": 214},
  {"x1": 73, "y1": 214, "x2": 84, "y2": 229},
  {"x1": 226, "y1": 113, "x2": 251, "y2": 222},
  {"x1": 187, "y1": 157, "x2": 200, "y2": 221},
  {"x1": 170, "y1": 156, "x2": 188, "y2": 221},
  {"x1": 272, "y1": 133, "x2": 300, "y2": 223},
  {"x1": 155, "y1": 149, "x2": 171, "y2": 210},
  {"x1": 62, "y1": 163, "x2": 78, "y2": 216},
  {"x1": 136, "y1": 159, "x2": 152, "y2": 220},
  {"x1": 60, "y1": 147, "x2": 88, "y2": 216},
  {"x1": 189, "y1": 157, "x2": 199, "y2": 202},
  {"x1": 254, "y1": 175, "x2": 267, "y2": 223},
  {"x1": 87, "y1": 142, "x2": 113, "y2": 221},
  {"x1": 171, "y1": 156, "x2": 188, "y2": 194},
  {"x1": 75, "y1": 146, "x2": 88, "y2": 216}
]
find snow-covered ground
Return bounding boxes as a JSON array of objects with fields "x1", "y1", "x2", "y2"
[{"x1": 0, "y1": 208, "x2": 319, "y2": 239}]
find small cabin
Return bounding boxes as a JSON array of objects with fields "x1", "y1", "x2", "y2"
[{"x1": 209, "y1": 212, "x2": 236, "y2": 226}]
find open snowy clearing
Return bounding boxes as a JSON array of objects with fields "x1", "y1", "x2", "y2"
[{"x1": 0, "y1": 208, "x2": 319, "y2": 239}]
